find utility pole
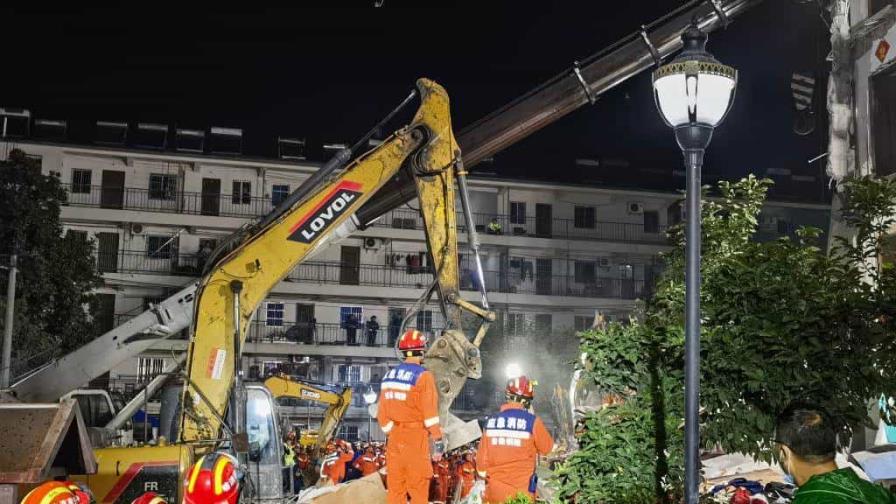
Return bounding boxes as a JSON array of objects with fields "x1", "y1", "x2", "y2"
[{"x1": 1, "y1": 253, "x2": 18, "y2": 388}]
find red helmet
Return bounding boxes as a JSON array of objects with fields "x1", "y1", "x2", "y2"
[
  {"x1": 184, "y1": 453, "x2": 241, "y2": 504},
  {"x1": 22, "y1": 481, "x2": 91, "y2": 504},
  {"x1": 398, "y1": 329, "x2": 427, "y2": 354},
  {"x1": 131, "y1": 492, "x2": 167, "y2": 504},
  {"x1": 506, "y1": 375, "x2": 535, "y2": 399}
]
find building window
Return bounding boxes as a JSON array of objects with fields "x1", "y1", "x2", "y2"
[
  {"x1": 337, "y1": 424, "x2": 360, "y2": 442},
  {"x1": 232, "y1": 180, "x2": 252, "y2": 205},
  {"x1": 66, "y1": 229, "x2": 88, "y2": 241},
  {"x1": 263, "y1": 360, "x2": 284, "y2": 377},
  {"x1": 272, "y1": 184, "x2": 290, "y2": 206},
  {"x1": 574, "y1": 206, "x2": 596, "y2": 229},
  {"x1": 337, "y1": 364, "x2": 362, "y2": 384},
  {"x1": 415, "y1": 310, "x2": 433, "y2": 333},
  {"x1": 509, "y1": 202, "x2": 526, "y2": 225},
  {"x1": 535, "y1": 314, "x2": 552, "y2": 333},
  {"x1": 340, "y1": 306, "x2": 363, "y2": 327},
  {"x1": 643, "y1": 211, "x2": 659, "y2": 233},
  {"x1": 574, "y1": 315, "x2": 593, "y2": 332},
  {"x1": 266, "y1": 302, "x2": 284, "y2": 327},
  {"x1": 574, "y1": 261, "x2": 597, "y2": 284},
  {"x1": 149, "y1": 174, "x2": 177, "y2": 200},
  {"x1": 146, "y1": 236, "x2": 173, "y2": 259},
  {"x1": 71, "y1": 169, "x2": 92, "y2": 194},
  {"x1": 137, "y1": 357, "x2": 164, "y2": 382},
  {"x1": 504, "y1": 313, "x2": 526, "y2": 335}
]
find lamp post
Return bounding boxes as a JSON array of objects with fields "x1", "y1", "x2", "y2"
[{"x1": 652, "y1": 23, "x2": 736, "y2": 504}]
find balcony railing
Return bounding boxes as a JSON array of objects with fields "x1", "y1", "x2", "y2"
[
  {"x1": 103, "y1": 250, "x2": 647, "y2": 300},
  {"x1": 246, "y1": 320, "x2": 441, "y2": 348},
  {"x1": 62, "y1": 184, "x2": 669, "y2": 245}
]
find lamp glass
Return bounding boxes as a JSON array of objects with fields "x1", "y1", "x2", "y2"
[{"x1": 653, "y1": 68, "x2": 736, "y2": 128}]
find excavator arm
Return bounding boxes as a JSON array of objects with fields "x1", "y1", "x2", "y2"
[
  {"x1": 262, "y1": 374, "x2": 352, "y2": 453},
  {"x1": 179, "y1": 78, "x2": 493, "y2": 451}
]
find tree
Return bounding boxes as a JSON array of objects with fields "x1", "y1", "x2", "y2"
[
  {"x1": 554, "y1": 175, "x2": 896, "y2": 502},
  {"x1": 0, "y1": 149, "x2": 102, "y2": 378}
]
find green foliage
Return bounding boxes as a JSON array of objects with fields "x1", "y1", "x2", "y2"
[
  {"x1": 554, "y1": 175, "x2": 896, "y2": 502},
  {"x1": 0, "y1": 149, "x2": 103, "y2": 375},
  {"x1": 502, "y1": 492, "x2": 534, "y2": 504}
]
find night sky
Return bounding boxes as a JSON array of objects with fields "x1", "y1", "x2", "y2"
[{"x1": 1, "y1": 2, "x2": 831, "y2": 202}]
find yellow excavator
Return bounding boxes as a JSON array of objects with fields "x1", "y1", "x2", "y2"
[
  {"x1": 262, "y1": 374, "x2": 352, "y2": 452},
  {"x1": 73, "y1": 79, "x2": 495, "y2": 503}
]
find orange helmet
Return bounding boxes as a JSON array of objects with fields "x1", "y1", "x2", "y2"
[
  {"x1": 398, "y1": 329, "x2": 426, "y2": 354},
  {"x1": 131, "y1": 492, "x2": 167, "y2": 504},
  {"x1": 183, "y1": 453, "x2": 241, "y2": 504},
  {"x1": 506, "y1": 375, "x2": 535, "y2": 399},
  {"x1": 21, "y1": 481, "x2": 90, "y2": 504}
]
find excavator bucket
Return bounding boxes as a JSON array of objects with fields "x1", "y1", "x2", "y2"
[{"x1": 424, "y1": 329, "x2": 483, "y2": 451}]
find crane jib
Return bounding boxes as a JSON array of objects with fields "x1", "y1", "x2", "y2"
[{"x1": 287, "y1": 180, "x2": 364, "y2": 244}]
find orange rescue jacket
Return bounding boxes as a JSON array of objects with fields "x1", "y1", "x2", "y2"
[{"x1": 377, "y1": 360, "x2": 443, "y2": 440}]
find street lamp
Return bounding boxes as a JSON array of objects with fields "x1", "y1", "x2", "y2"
[
  {"x1": 652, "y1": 22, "x2": 736, "y2": 504},
  {"x1": 363, "y1": 386, "x2": 378, "y2": 441}
]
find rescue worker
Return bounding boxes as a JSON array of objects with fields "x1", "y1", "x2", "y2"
[
  {"x1": 476, "y1": 376, "x2": 553, "y2": 503},
  {"x1": 353, "y1": 445, "x2": 381, "y2": 477},
  {"x1": 183, "y1": 452, "x2": 241, "y2": 504},
  {"x1": 431, "y1": 454, "x2": 452, "y2": 503},
  {"x1": 320, "y1": 439, "x2": 354, "y2": 485},
  {"x1": 282, "y1": 432, "x2": 297, "y2": 493},
  {"x1": 21, "y1": 481, "x2": 91, "y2": 504},
  {"x1": 378, "y1": 329, "x2": 445, "y2": 504},
  {"x1": 131, "y1": 492, "x2": 167, "y2": 504},
  {"x1": 457, "y1": 450, "x2": 478, "y2": 499}
]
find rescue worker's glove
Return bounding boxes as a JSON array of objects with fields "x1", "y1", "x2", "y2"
[{"x1": 432, "y1": 439, "x2": 446, "y2": 461}]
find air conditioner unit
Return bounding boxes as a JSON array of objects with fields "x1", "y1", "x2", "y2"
[
  {"x1": 597, "y1": 257, "x2": 610, "y2": 268},
  {"x1": 363, "y1": 237, "x2": 384, "y2": 250},
  {"x1": 130, "y1": 223, "x2": 144, "y2": 235},
  {"x1": 627, "y1": 202, "x2": 644, "y2": 214}
]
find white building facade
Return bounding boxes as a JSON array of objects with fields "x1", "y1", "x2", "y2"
[{"x1": 0, "y1": 128, "x2": 830, "y2": 441}]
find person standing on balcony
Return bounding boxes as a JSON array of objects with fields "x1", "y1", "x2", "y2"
[
  {"x1": 345, "y1": 313, "x2": 359, "y2": 345},
  {"x1": 389, "y1": 311, "x2": 402, "y2": 346},
  {"x1": 366, "y1": 315, "x2": 380, "y2": 346},
  {"x1": 378, "y1": 329, "x2": 444, "y2": 504}
]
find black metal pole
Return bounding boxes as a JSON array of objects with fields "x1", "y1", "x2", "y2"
[
  {"x1": 684, "y1": 147, "x2": 703, "y2": 504},
  {"x1": 675, "y1": 124, "x2": 711, "y2": 504}
]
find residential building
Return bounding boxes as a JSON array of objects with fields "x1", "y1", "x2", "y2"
[{"x1": 0, "y1": 117, "x2": 830, "y2": 441}]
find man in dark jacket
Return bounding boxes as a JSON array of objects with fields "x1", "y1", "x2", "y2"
[{"x1": 775, "y1": 402, "x2": 896, "y2": 503}]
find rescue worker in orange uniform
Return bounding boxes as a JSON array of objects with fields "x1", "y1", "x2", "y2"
[
  {"x1": 431, "y1": 456, "x2": 452, "y2": 503},
  {"x1": 476, "y1": 375, "x2": 554, "y2": 503},
  {"x1": 320, "y1": 439, "x2": 354, "y2": 485},
  {"x1": 353, "y1": 445, "x2": 381, "y2": 476},
  {"x1": 457, "y1": 450, "x2": 478, "y2": 499},
  {"x1": 378, "y1": 329, "x2": 445, "y2": 504}
]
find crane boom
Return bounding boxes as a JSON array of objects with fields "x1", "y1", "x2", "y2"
[{"x1": 354, "y1": 0, "x2": 763, "y2": 227}]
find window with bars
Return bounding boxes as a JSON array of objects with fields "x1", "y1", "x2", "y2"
[
  {"x1": 574, "y1": 316, "x2": 593, "y2": 332},
  {"x1": 149, "y1": 174, "x2": 178, "y2": 200},
  {"x1": 146, "y1": 236, "x2": 173, "y2": 259},
  {"x1": 337, "y1": 364, "x2": 363, "y2": 384},
  {"x1": 510, "y1": 202, "x2": 526, "y2": 224},
  {"x1": 337, "y1": 424, "x2": 360, "y2": 442},
  {"x1": 272, "y1": 184, "x2": 290, "y2": 206},
  {"x1": 71, "y1": 169, "x2": 92, "y2": 194},
  {"x1": 266, "y1": 302, "x2": 284, "y2": 326},
  {"x1": 66, "y1": 229, "x2": 88, "y2": 241},
  {"x1": 232, "y1": 180, "x2": 252, "y2": 204},
  {"x1": 340, "y1": 306, "x2": 363, "y2": 327},
  {"x1": 535, "y1": 314, "x2": 552, "y2": 333},
  {"x1": 574, "y1": 206, "x2": 596, "y2": 229},
  {"x1": 574, "y1": 261, "x2": 597, "y2": 284},
  {"x1": 504, "y1": 312, "x2": 527, "y2": 335},
  {"x1": 415, "y1": 310, "x2": 433, "y2": 333},
  {"x1": 137, "y1": 357, "x2": 165, "y2": 382}
]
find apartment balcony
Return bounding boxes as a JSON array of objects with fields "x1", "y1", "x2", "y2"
[
  {"x1": 62, "y1": 184, "x2": 669, "y2": 246},
  {"x1": 103, "y1": 251, "x2": 648, "y2": 301},
  {"x1": 246, "y1": 320, "x2": 439, "y2": 347},
  {"x1": 372, "y1": 208, "x2": 669, "y2": 245}
]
